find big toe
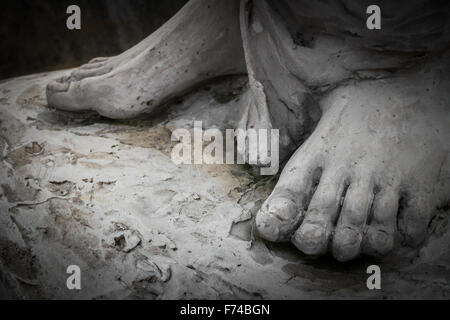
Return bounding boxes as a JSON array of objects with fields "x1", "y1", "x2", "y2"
[
  {"x1": 256, "y1": 196, "x2": 302, "y2": 242},
  {"x1": 46, "y1": 79, "x2": 83, "y2": 112},
  {"x1": 47, "y1": 77, "x2": 70, "y2": 93},
  {"x1": 256, "y1": 150, "x2": 323, "y2": 244}
]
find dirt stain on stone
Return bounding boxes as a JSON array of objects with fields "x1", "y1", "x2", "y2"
[{"x1": 16, "y1": 85, "x2": 46, "y2": 108}]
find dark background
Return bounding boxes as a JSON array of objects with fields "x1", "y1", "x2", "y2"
[{"x1": 0, "y1": 0, "x2": 188, "y2": 80}]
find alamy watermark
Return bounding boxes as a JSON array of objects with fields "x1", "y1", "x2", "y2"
[
  {"x1": 64, "y1": 4, "x2": 380, "y2": 32},
  {"x1": 367, "y1": 5, "x2": 381, "y2": 30},
  {"x1": 171, "y1": 121, "x2": 280, "y2": 176},
  {"x1": 66, "y1": 265, "x2": 81, "y2": 290},
  {"x1": 66, "y1": 5, "x2": 81, "y2": 30},
  {"x1": 366, "y1": 265, "x2": 381, "y2": 290}
]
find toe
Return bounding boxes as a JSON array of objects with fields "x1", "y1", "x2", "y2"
[
  {"x1": 47, "y1": 79, "x2": 70, "y2": 93},
  {"x1": 256, "y1": 150, "x2": 322, "y2": 242},
  {"x1": 398, "y1": 192, "x2": 433, "y2": 247},
  {"x1": 332, "y1": 179, "x2": 374, "y2": 262},
  {"x1": 292, "y1": 169, "x2": 348, "y2": 256},
  {"x1": 363, "y1": 187, "x2": 398, "y2": 257},
  {"x1": 80, "y1": 61, "x2": 108, "y2": 70},
  {"x1": 88, "y1": 57, "x2": 109, "y2": 64},
  {"x1": 70, "y1": 66, "x2": 112, "y2": 81},
  {"x1": 46, "y1": 80, "x2": 83, "y2": 111},
  {"x1": 256, "y1": 195, "x2": 301, "y2": 242}
]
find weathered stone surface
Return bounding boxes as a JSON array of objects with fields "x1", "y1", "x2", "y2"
[{"x1": 0, "y1": 72, "x2": 449, "y2": 299}]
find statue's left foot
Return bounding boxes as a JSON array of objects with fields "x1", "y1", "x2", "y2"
[
  {"x1": 46, "y1": 0, "x2": 246, "y2": 119},
  {"x1": 256, "y1": 66, "x2": 450, "y2": 261}
]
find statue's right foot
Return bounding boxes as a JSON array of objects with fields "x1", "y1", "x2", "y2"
[
  {"x1": 256, "y1": 62, "x2": 450, "y2": 261},
  {"x1": 47, "y1": 0, "x2": 246, "y2": 119}
]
